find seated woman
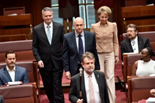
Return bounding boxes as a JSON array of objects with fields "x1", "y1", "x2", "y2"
[
  {"x1": 150, "y1": 89, "x2": 155, "y2": 96},
  {"x1": 132, "y1": 47, "x2": 155, "y2": 76}
]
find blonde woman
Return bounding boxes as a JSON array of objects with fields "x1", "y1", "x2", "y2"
[{"x1": 90, "y1": 6, "x2": 119, "y2": 103}]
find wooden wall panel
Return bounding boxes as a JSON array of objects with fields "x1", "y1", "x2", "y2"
[{"x1": 0, "y1": 0, "x2": 51, "y2": 27}]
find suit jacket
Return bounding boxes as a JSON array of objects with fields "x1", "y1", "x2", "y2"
[
  {"x1": 121, "y1": 36, "x2": 151, "y2": 60},
  {"x1": 32, "y1": 22, "x2": 64, "y2": 71},
  {"x1": 69, "y1": 71, "x2": 109, "y2": 103},
  {"x1": 0, "y1": 66, "x2": 29, "y2": 85},
  {"x1": 59, "y1": 0, "x2": 78, "y2": 8},
  {"x1": 63, "y1": 31, "x2": 100, "y2": 76}
]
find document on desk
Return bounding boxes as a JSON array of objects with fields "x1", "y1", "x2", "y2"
[
  {"x1": 7, "y1": 81, "x2": 22, "y2": 86},
  {"x1": 146, "y1": 97, "x2": 155, "y2": 103}
]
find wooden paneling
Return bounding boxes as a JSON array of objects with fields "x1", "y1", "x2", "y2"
[
  {"x1": 0, "y1": 14, "x2": 32, "y2": 41},
  {"x1": 125, "y1": 0, "x2": 146, "y2": 6},
  {"x1": 121, "y1": 5, "x2": 155, "y2": 32},
  {"x1": 0, "y1": 0, "x2": 51, "y2": 27}
]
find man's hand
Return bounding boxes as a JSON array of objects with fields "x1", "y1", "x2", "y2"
[
  {"x1": 115, "y1": 56, "x2": 119, "y2": 64},
  {"x1": 38, "y1": 60, "x2": 44, "y2": 68},
  {"x1": 76, "y1": 99, "x2": 83, "y2": 103},
  {"x1": 65, "y1": 72, "x2": 71, "y2": 80}
]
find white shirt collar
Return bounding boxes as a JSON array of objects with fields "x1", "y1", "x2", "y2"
[
  {"x1": 75, "y1": 31, "x2": 84, "y2": 37},
  {"x1": 44, "y1": 22, "x2": 53, "y2": 28},
  {"x1": 6, "y1": 66, "x2": 15, "y2": 72}
]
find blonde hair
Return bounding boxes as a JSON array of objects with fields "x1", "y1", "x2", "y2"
[{"x1": 97, "y1": 6, "x2": 112, "y2": 16}]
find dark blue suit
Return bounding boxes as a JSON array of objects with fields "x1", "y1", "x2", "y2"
[
  {"x1": 69, "y1": 71, "x2": 109, "y2": 103},
  {"x1": 63, "y1": 31, "x2": 100, "y2": 76},
  {"x1": 0, "y1": 66, "x2": 29, "y2": 85}
]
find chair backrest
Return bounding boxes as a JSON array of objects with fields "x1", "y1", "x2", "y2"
[
  {"x1": 128, "y1": 76, "x2": 155, "y2": 103},
  {"x1": 0, "y1": 61, "x2": 39, "y2": 88},
  {"x1": 0, "y1": 83, "x2": 37, "y2": 103},
  {"x1": 123, "y1": 53, "x2": 141, "y2": 83},
  {"x1": 0, "y1": 40, "x2": 35, "y2": 63}
]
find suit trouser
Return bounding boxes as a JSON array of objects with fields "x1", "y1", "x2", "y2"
[
  {"x1": 98, "y1": 52, "x2": 115, "y2": 103},
  {"x1": 39, "y1": 66, "x2": 64, "y2": 103}
]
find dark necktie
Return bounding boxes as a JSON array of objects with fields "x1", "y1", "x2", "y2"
[{"x1": 78, "y1": 34, "x2": 83, "y2": 61}]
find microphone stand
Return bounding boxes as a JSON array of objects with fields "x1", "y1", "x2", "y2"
[{"x1": 79, "y1": 67, "x2": 83, "y2": 99}]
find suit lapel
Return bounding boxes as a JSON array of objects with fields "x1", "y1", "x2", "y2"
[
  {"x1": 72, "y1": 31, "x2": 79, "y2": 54},
  {"x1": 127, "y1": 39, "x2": 133, "y2": 52},
  {"x1": 15, "y1": 66, "x2": 18, "y2": 81},
  {"x1": 84, "y1": 31, "x2": 87, "y2": 51},
  {"x1": 41, "y1": 23, "x2": 50, "y2": 45},
  {"x1": 4, "y1": 67, "x2": 12, "y2": 82},
  {"x1": 138, "y1": 37, "x2": 142, "y2": 52},
  {"x1": 82, "y1": 72, "x2": 87, "y2": 102},
  {"x1": 52, "y1": 22, "x2": 56, "y2": 45},
  {"x1": 94, "y1": 71, "x2": 103, "y2": 102}
]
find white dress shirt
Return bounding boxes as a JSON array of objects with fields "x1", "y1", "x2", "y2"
[
  {"x1": 44, "y1": 22, "x2": 53, "y2": 42},
  {"x1": 6, "y1": 66, "x2": 15, "y2": 82},
  {"x1": 75, "y1": 31, "x2": 85, "y2": 53},
  {"x1": 131, "y1": 36, "x2": 139, "y2": 53},
  {"x1": 84, "y1": 71, "x2": 101, "y2": 103}
]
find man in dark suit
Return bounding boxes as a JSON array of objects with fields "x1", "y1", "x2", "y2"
[
  {"x1": 121, "y1": 24, "x2": 151, "y2": 60},
  {"x1": 69, "y1": 52, "x2": 109, "y2": 103},
  {"x1": 32, "y1": 7, "x2": 64, "y2": 103},
  {"x1": 0, "y1": 51, "x2": 29, "y2": 85},
  {"x1": 63, "y1": 17, "x2": 100, "y2": 79}
]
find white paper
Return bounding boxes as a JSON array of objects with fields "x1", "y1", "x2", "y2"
[
  {"x1": 7, "y1": 81, "x2": 22, "y2": 86},
  {"x1": 146, "y1": 97, "x2": 155, "y2": 103}
]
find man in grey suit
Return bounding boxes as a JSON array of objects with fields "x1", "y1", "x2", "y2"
[
  {"x1": 0, "y1": 51, "x2": 29, "y2": 85},
  {"x1": 32, "y1": 7, "x2": 64, "y2": 103},
  {"x1": 69, "y1": 52, "x2": 109, "y2": 103},
  {"x1": 121, "y1": 24, "x2": 151, "y2": 60},
  {"x1": 63, "y1": 17, "x2": 100, "y2": 79}
]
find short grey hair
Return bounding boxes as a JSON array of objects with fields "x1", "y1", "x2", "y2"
[{"x1": 42, "y1": 7, "x2": 53, "y2": 14}]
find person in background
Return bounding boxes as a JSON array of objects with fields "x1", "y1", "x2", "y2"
[
  {"x1": 0, "y1": 51, "x2": 29, "y2": 85},
  {"x1": 69, "y1": 52, "x2": 109, "y2": 103},
  {"x1": 59, "y1": 0, "x2": 79, "y2": 33},
  {"x1": 150, "y1": 89, "x2": 155, "y2": 96},
  {"x1": 132, "y1": 47, "x2": 155, "y2": 76},
  {"x1": 121, "y1": 24, "x2": 151, "y2": 60},
  {"x1": 90, "y1": 6, "x2": 119, "y2": 103},
  {"x1": 63, "y1": 17, "x2": 100, "y2": 79},
  {"x1": 32, "y1": 7, "x2": 64, "y2": 103},
  {"x1": 0, "y1": 95, "x2": 5, "y2": 103}
]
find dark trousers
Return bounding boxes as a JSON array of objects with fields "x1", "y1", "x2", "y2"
[{"x1": 39, "y1": 66, "x2": 64, "y2": 103}]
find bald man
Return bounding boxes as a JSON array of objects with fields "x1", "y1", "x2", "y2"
[{"x1": 63, "y1": 17, "x2": 100, "y2": 79}]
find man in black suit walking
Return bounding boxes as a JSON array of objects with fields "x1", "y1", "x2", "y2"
[
  {"x1": 32, "y1": 7, "x2": 64, "y2": 103},
  {"x1": 121, "y1": 24, "x2": 151, "y2": 60},
  {"x1": 69, "y1": 52, "x2": 109, "y2": 103},
  {"x1": 63, "y1": 17, "x2": 100, "y2": 79}
]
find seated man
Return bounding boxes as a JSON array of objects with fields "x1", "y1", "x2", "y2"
[
  {"x1": 132, "y1": 47, "x2": 155, "y2": 76},
  {"x1": 69, "y1": 52, "x2": 109, "y2": 103},
  {"x1": 0, "y1": 51, "x2": 29, "y2": 85},
  {"x1": 121, "y1": 24, "x2": 151, "y2": 60},
  {"x1": 0, "y1": 95, "x2": 5, "y2": 103}
]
